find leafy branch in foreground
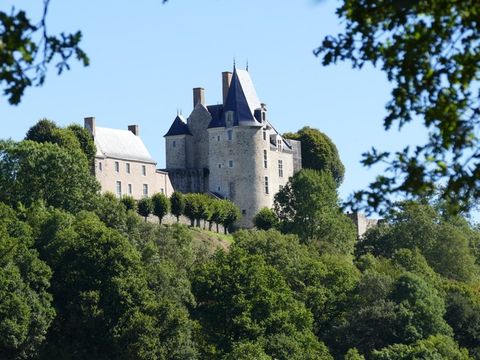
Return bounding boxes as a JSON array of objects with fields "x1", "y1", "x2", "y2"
[
  {"x1": 315, "y1": 0, "x2": 480, "y2": 214},
  {"x1": 0, "y1": 0, "x2": 89, "y2": 104}
]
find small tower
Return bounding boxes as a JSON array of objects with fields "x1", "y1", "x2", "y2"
[{"x1": 164, "y1": 114, "x2": 192, "y2": 169}]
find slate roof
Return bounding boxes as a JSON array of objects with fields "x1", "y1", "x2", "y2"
[
  {"x1": 164, "y1": 115, "x2": 192, "y2": 137},
  {"x1": 208, "y1": 68, "x2": 262, "y2": 128},
  {"x1": 95, "y1": 126, "x2": 156, "y2": 164}
]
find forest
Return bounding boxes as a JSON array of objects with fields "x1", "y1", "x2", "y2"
[{"x1": 1, "y1": 120, "x2": 480, "y2": 360}]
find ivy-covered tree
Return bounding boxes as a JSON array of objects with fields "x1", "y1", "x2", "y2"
[{"x1": 284, "y1": 126, "x2": 345, "y2": 186}]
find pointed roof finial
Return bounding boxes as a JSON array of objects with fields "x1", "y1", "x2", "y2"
[
  {"x1": 246, "y1": 59, "x2": 249, "y2": 72},
  {"x1": 233, "y1": 57, "x2": 236, "y2": 70}
]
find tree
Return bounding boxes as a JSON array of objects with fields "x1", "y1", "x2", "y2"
[
  {"x1": 191, "y1": 246, "x2": 332, "y2": 359},
  {"x1": 0, "y1": 140, "x2": 99, "y2": 213},
  {"x1": 151, "y1": 192, "x2": 170, "y2": 224},
  {"x1": 274, "y1": 169, "x2": 356, "y2": 254},
  {"x1": 210, "y1": 199, "x2": 226, "y2": 233},
  {"x1": 137, "y1": 197, "x2": 153, "y2": 222},
  {"x1": 67, "y1": 124, "x2": 96, "y2": 165},
  {"x1": 184, "y1": 194, "x2": 200, "y2": 227},
  {"x1": 371, "y1": 335, "x2": 470, "y2": 360},
  {"x1": 357, "y1": 201, "x2": 480, "y2": 282},
  {"x1": 284, "y1": 126, "x2": 345, "y2": 186},
  {"x1": 221, "y1": 200, "x2": 241, "y2": 234},
  {"x1": 0, "y1": 2, "x2": 89, "y2": 105},
  {"x1": 0, "y1": 203, "x2": 55, "y2": 360},
  {"x1": 253, "y1": 207, "x2": 278, "y2": 230},
  {"x1": 120, "y1": 195, "x2": 137, "y2": 212},
  {"x1": 170, "y1": 192, "x2": 185, "y2": 222},
  {"x1": 315, "y1": 0, "x2": 480, "y2": 214}
]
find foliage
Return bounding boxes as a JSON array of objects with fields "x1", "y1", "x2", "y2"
[
  {"x1": 137, "y1": 197, "x2": 153, "y2": 221},
  {"x1": 315, "y1": 0, "x2": 480, "y2": 214},
  {"x1": 67, "y1": 124, "x2": 96, "y2": 165},
  {"x1": 274, "y1": 169, "x2": 356, "y2": 254},
  {"x1": 151, "y1": 192, "x2": 170, "y2": 224},
  {"x1": 253, "y1": 207, "x2": 278, "y2": 230},
  {"x1": 344, "y1": 348, "x2": 365, "y2": 360},
  {"x1": 284, "y1": 126, "x2": 345, "y2": 186},
  {"x1": 0, "y1": 140, "x2": 99, "y2": 213},
  {"x1": 371, "y1": 335, "x2": 470, "y2": 360},
  {"x1": 120, "y1": 195, "x2": 137, "y2": 212},
  {"x1": 357, "y1": 201, "x2": 480, "y2": 282},
  {"x1": 221, "y1": 200, "x2": 241, "y2": 234},
  {"x1": 191, "y1": 245, "x2": 332, "y2": 359},
  {"x1": 0, "y1": 203, "x2": 55, "y2": 360},
  {"x1": 0, "y1": 1, "x2": 89, "y2": 104},
  {"x1": 170, "y1": 191, "x2": 186, "y2": 222}
]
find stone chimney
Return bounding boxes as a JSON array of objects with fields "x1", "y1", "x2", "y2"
[
  {"x1": 84, "y1": 116, "x2": 96, "y2": 137},
  {"x1": 128, "y1": 125, "x2": 139, "y2": 136},
  {"x1": 222, "y1": 71, "x2": 232, "y2": 104},
  {"x1": 193, "y1": 87, "x2": 205, "y2": 107}
]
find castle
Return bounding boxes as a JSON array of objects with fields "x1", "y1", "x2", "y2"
[{"x1": 164, "y1": 67, "x2": 302, "y2": 227}]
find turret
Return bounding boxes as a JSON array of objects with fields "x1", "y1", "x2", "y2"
[{"x1": 164, "y1": 115, "x2": 192, "y2": 169}]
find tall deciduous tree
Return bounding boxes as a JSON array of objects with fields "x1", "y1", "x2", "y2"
[
  {"x1": 274, "y1": 169, "x2": 356, "y2": 254},
  {"x1": 137, "y1": 197, "x2": 153, "y2": 222},
  {"x1": 315, "y1": 0, "x2": 480, "y2": 214},
  {"x1": 0, "y1": 203, "x2": 55, "y2": 360},
  {"x1": 0, "y1": 140, "x2": 99, "y2": 213}
]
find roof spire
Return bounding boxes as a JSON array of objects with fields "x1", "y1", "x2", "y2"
[
  {"x1": 246, "y1": 59, "x2": 249, "y2": 72},
  {"x1": 233, "y1": 57, "x2": 236, "y2": 71}
]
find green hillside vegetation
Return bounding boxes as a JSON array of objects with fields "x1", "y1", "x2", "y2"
[{"x1": 1, "y1": 120, "x2": 480, "y2": 359}]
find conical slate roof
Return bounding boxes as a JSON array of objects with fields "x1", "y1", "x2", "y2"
[
  {"x1": 164, "y1": 115, "x2": 192, "y2": 137},
  {"x1": 213, "y1": 68, "x2": 261, "y2": 127}
]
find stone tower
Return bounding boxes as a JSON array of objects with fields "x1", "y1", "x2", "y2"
[{"x1": 164, "y1": 67, "x2": 301, "y2": 227}]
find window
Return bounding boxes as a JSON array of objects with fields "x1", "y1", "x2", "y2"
[
  {"x1": 228, "y1": 160, "x2": 233, "y2": 168},
  {"x1": 262, "y1": 112, "x2": 266, "y2": 121},
  {"x1": 126, "y1": 163, "x2": 130, "y2": 174},
  {"x1": 115, "y1": 161, "x2": 119, "y2": 173},
  {"x1": 263, "y1": 150, "x2": 268, "y2": 168},
  {"x1": 229, "y1": 182, "x2": 235, "y2": 199},
  {"x1": 264, "y1": 176, "x2": 269, "y2": 194},
  {"x1": 218, "y1": 164, "x2": 222, "y2": 168},
  {"x1": 128, "y1": 184, "x2": 132, "y2": 194},
  {"x1": 172, "y1": 140, "x2": 176, "y2": 148},
  {"x1": 227, "y1": 129, "x2": 233, "y2": 141},
  {"x1": 242, "y1": 209, "x2": 247, "y2": 215},
  {"x1": 277, "y1": 139, "x2": 282, "y2": 151},
  {"x1": 226, "y1": 111, "x2": 234, "y2": 127},
  {"x1": 279, "y1": 185, "x2": 284, "y2": 191},
  {"x1": 116, "y1": 181, "x2": 122, "y2": 197},
  {"x1": 160, "y1": 188, "x2": 164, "y2": 194},
  {"x1": 142, "y1": 165, "x2": 146, "y2": 176},
  {"x1": 278, "y1": 159, "x2": 283, "y2": 177},
  {"x1": 143, "y1": 184, "x2": 148, "y2": 197},
  {"x1": 217, "y1": 186, "x2": 221, "y2": 192},
  {"x1": 263, "y1": 130, "x2": 267, "y2": 141},
  {"x1": 98, "y1": 162, "x2": 103, "y2": 171},
  {"x1": 217, "y1": 135, "x2": 220, "y2": 142}
]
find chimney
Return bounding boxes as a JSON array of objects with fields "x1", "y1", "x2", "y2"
[
  {"x1": 222, "y1": 71, "x2": 232, "y2": 104},
  {"x1": 193, "y1": 87, "x2": 205, "y2": 108},
  {"x1": 128, "y1": 125, "x2": 139, "y2": 136},
  {"x1": 84, "y1": 116, "x2": 96, "y2": 137}
]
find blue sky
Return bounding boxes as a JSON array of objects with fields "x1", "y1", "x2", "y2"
[{"x1": 1, "y1": 0, "x2": 427, "y2": 208}]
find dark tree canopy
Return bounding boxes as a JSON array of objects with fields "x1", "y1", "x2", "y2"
[
  {"x1": 284, "y1": 127, "x2": 345, "y2": 186},
  {"x1": 315, "y1": 0, "x2": 480, "y2": 214}
]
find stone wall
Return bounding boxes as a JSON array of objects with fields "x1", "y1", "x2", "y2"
[{"x1": 94, "y1": 157, "x2": 173, "y2": 198}]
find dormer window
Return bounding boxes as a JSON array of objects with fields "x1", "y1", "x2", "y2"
[
  {"x1": 227, "y1": 130, "x2": 233, "y2": 141},
  {"x1": 277, "y1": 139, "x2": 282, "y2": 151}
]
